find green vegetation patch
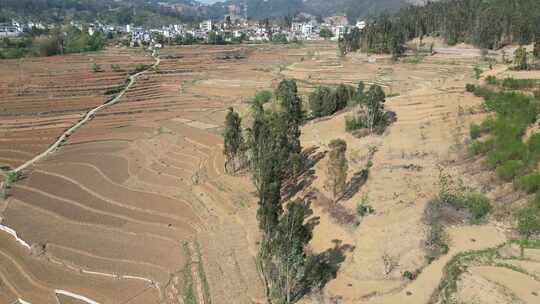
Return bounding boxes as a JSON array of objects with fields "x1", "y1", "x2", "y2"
[
  {"x1": 501, "y1": 77, "x2": 538, "y2": 90},
  {"x1": 467, "y1": 84, "x2": 540, "y2": 239},
  {"x1": 181, "y1": 242, "x2": 196, "y2": 304}
]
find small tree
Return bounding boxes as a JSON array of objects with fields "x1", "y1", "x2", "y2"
[
  {"x1": 92, "y1": 63, "x2": 102, "y2": 72},
  {"x1": 223, "y1": 107, "x2": 244, "y2": 173},
  {"x1": 534, "y1": 34, "x2": 540, "y2": 60},
  {"x1": 254, "y1": 90, "x2": 272, "y2": 104},
  {"x1": 514, "y1": 47, "x2": 529, "y2": 70},
  {"x1": 365, "y1": 85, "x2": 386, "y2": 133},
  {"x1": 276, "y1": 79, "x2": 303, "y2": 126},
  {"x1": 326, "y1": 139, "x2": 348, "y2": 200},
  {"x1": 517, "y1": 197, "x2": 540, "y2": 239},
  {"x1": 390, "y1": 30, "x2": 406, "y2": 61},
  {"x1": 309, "y1": 86, "x2": 335, "y2": 118},
  {"x1": 356, "y1": 81, "x2": 365, "y2": 102},
  {"x1": 319, "y1": 28, "x2": 334, "y2": 39},
  {"x1": 334, "y1": 84, "x2": 356, "y2": 110},
  {"x1": 266, "y1": 199, "x2": 313, "y2": 303}
]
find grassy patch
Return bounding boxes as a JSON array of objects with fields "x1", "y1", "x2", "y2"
[
  {"x1": 1, "y1": 170, "x2": 22, "y2": 200},
  {"x1": 402, "y1": 54, "x2": 426, "y2": 64},
  {"x1": 182, "y1": 242, "x2": 196, "y2": 304},
  {"x1": 501, "y1": 77, "x2": 538, "y2": 90},
  {"x1": 195, "y1": 243, "x2": 212, "y2": 304}
]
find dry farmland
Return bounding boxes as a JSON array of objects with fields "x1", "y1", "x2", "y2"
[{"x1": 1, "y1": 41, "x2": 539, "y2": 304}]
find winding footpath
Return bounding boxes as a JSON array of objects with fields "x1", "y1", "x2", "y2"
[
  {"x1": 12, "y1": 50, "x2": 160, "y2": 173},
  {"x1": 2, "y1": 50, "x2": 161, "y2": 304}
]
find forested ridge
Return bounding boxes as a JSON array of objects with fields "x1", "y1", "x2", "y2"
[
  {"x1": 355, "y1": 0, "x2": 540, "y2": 55},
  {"x1": 0, "y1": 0, "x2": 203, "y2": 26},
  {"x1": 0, "y1": 0, "x2": 413, "y2": 24}
]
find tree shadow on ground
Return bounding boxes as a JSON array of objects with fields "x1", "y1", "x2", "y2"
[
  {"x1": 340, "y1": 169, "x2": 369, "y2": 201},
  {"x1": 297, "y1": 239, "x2": 354, "y2": 300},
  {"x1": 282, "y1": 146, "x2": 326, "y2": 201}
]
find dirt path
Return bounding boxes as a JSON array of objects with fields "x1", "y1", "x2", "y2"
[
  {"x1": 11, "y1": 51, "x2": 160, "y2": 174},
  {"x1": 360, "y1": 226, "x2": 506, "y2": 304},
  {"x1": 470, "y1": 266, "x2": 540, "y2": 304}
]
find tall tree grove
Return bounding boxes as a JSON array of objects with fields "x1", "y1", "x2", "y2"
[{"x1": 245, "y1": 80, "x2": 330, "y2": 303}]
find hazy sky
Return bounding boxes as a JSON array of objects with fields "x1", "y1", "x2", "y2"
[{"x1": 198, "y1": 0, "x2": 222, "y2": 3}]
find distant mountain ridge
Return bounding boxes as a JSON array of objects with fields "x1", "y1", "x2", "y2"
[
  {"x1": 207, "y1": 0, "x2": 417, "y2": 20},
  {"x1": 0, "y1": 0, "x2": 423, "y2": 25}
]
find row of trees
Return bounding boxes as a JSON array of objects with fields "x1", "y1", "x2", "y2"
[
  {"x1": 345, "y1": 83, "x2": 388, "y2": 134},
  {"x1": 309, "y1": 83, "x2": 356, "y2": 118},
  {"x1": 224, "y1": 79, "x2": 336, "y2": 303},
  {"x1": 306, "y1": 80, "x2": 389, "y2": 135},
  {"x1": 0, "y1": 26, "x2": 107, "y2": 59}
]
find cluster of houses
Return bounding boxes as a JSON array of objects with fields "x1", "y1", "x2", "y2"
[
  {"x1": 0, "y1": 21, "x2": 47, "y2": 38},
  {"x1": 1, "y1": 14, "x2": 367, "y2": 46},
  {"x1": 125, "y1": 14, "x2": 367, "y2": 46}
]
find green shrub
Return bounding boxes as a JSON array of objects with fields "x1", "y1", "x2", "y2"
[
  {"x1": 456, "y1": 192, "x2": 491, "y2": 220},
  {"x1": 345, "y1": 116, "x2": 366, "y2": 132},
  {"x1": 534, "y1": 90, "x2": 540, "y2": 100},
  {"x1": 516, "y1": 200, "x2": 540, "y2": 238},
  {"x1": 92, "y1": 63, "x2": 103, "y2": 72},
  {"x1": 469, "y1": 138, "x2": 495, "y2": 156},
  {"x1": 528, "y1": 133, "x2": 540, "y2": 157},
  {"x1": 496, "y1": 160, "x2": 525, "y2": 181},
  {"x1": 480, "y1": 117, "x2": 496, "y2": 132},
  {"x1": 501, "y1": 77, "x2": 537, "y2": 90},
  {"x1": 485, "y1": 92, "x2": 538, "y2": 122},
  {"x1": 356, "y1": 195, "x2": 374, "y2": 218},
  {"x1": 485, "y1": 75, "x2": 498, "y2": 85},
  {"x1": 486, "y1": 140, "x2": 528, "y2": 168},
  {"x1": 517, "y1": 172, "x2": 540, "y2": 193},
  {"x1": 473, "y1": 65, "x2": 482, "y2": 80},
  {"x1": 473, "y1": 86, "x2": 495, "y2": 99},
  {"x1": 334, "y1": 84, "x2": 356, "y2": 110},
  {"x1": 254, "y1": 90, "x2": 272, "y2": 104},
  {"x1": 446, "y1": 192, "x2": 491, "y2": 220},
  {"x1": 403, "y1": 270, "x2": 418, "y2": 280},
  {"x1": 470, "y1": 123, "x2": 481, "y2": 139},
  {"x1": 356, "y1": 203, "x2": 374, "y2": 217},
  {"x1": 465, "y1": 84, "x2": 476, "y2": 93},
  {"x1": 309, "y1": 86, "x2": 336, "y2": 118}
]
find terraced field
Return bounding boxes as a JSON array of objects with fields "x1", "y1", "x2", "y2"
[
  {"x1": 2, "y1": 41, "x2": 539, "y2": 304},
  {"x1": 0, "y1": 44, "x2": 298, "y2": 304},
  {"x1": 0, "y1": 48, "x2": 154, "y2": 169}
]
